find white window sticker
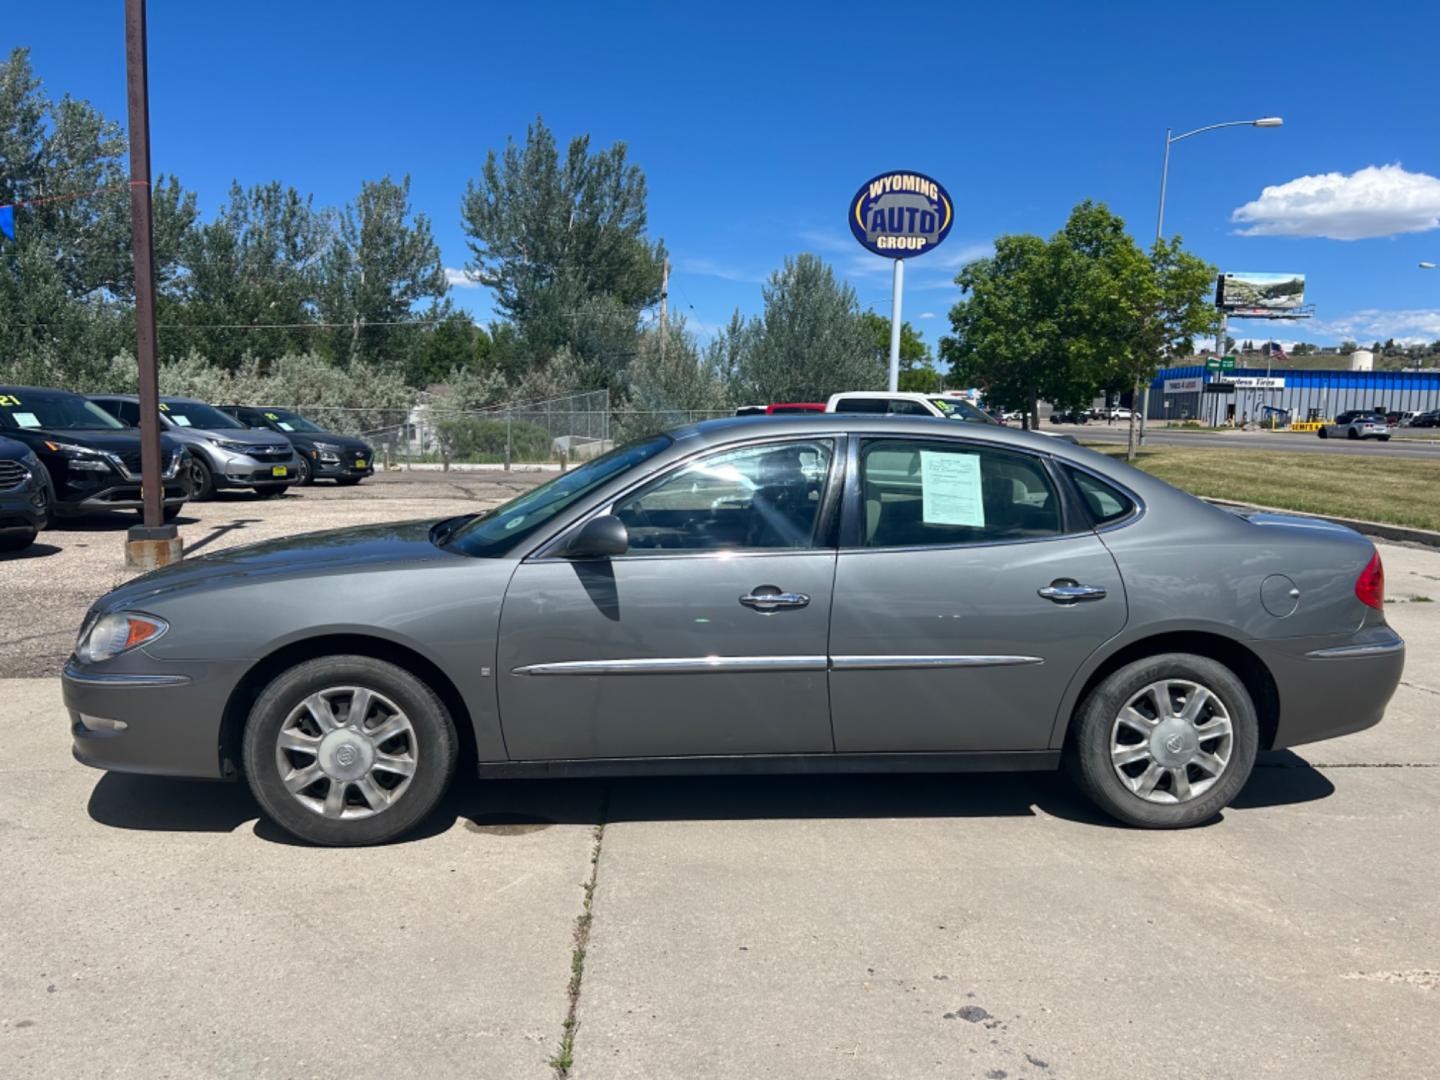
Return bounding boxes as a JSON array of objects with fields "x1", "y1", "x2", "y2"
[
  {"x1": 12, "y1": 412, "x2": 41, "y2": 428},
  {"x1": 920, "y1": 450, "x2": 985, "y2": 527},
  {"x1": 172, "y1": 415, "x2": 192, "y2": 427},
  {"x1": 278, "y1": 422, "x2": 295, "y2": 432}
]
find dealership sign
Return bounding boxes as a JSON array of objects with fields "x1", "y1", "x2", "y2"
[
  {"x1": 849, "y1": 171, "x2": 953, "y2": 258},
  {"x1": 1231, "y1": 377, "x2": 1286, "y2": 389},
  {"x1": 1163, "y1": 377, "x2": 1204, "y2": 393}
]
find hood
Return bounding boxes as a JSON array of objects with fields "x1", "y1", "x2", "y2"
[
  {"x1": 289, "y1": 431, "x2": 371, "y2": 451},
  {"x1": 167, "y1": 425, "x2": 293, "y2": 448},
  {"x1": 95, "y1": 519, "x2": 461, "y2": 612},
  {"x1": 0, "y1": 435, "x2": 33, "y2": 461}
]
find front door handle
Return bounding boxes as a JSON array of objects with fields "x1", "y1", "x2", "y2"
[
  {"x1": 1038, "y1": 580, "x2": 1107, "y2": 604},
  {"x1": 739, "y1": 585, "x2": 811, "y2": 612}
]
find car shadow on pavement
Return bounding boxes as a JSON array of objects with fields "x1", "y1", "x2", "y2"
[
  {"x1": 85, "y1": 751, "x2": 1336, "y2": 844},
  {"x1": 1, "y1": 542, "x2": 61, "y2": 560}
]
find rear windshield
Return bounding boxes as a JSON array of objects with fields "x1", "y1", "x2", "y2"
[
  {"x1": 446, "y1": 435, "x2": 672, "y2": 558},
  {"x1": 0, "y1": 390, "x2": 126, "y2": 431},
  {"x1": 162, "y1": 401, "x2": 246, "y2": 430}
]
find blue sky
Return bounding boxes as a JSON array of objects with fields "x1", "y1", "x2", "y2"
[{"x1": 15, "y1": 1, "x2": 1440, "y2": 351}]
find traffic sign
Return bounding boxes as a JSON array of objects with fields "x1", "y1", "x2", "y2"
[
  {"x1": 1221, "y1": 356, "x2": 1237, "y2": 371},
  {"x1": 1205, "y1": 359, "x2": 1220, "y2": 372}
]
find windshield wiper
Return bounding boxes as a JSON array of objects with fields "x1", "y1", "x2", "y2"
[{"x1": 430, "y1": 513, "x2": 479, "y2": 547}]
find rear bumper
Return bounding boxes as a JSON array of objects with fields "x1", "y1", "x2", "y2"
[
  {"x1": 63, "y1": 658, "x2": 242, "y2": 779},
  {"x1": 1259, "y1": 627, "x2": 1405, "y2": 749}
]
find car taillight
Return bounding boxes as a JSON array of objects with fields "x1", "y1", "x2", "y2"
[{"x1": 1355, "y1": 550, "x2": 1385, "y2": 610}]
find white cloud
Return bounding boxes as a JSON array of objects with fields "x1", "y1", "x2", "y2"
[
  {"x1": 1301, "y1": 308, "x2": 1440, "y2": 344},
  {"x1": 1232, "y1": 164, "x2": 1440, "y2": 240},
  {"x1": 676, "y1": 257, "x2": 763, "y2": 284},
  {"x1": 917, "y1": 311, "x2": 936, "y2": 320},
  {"x1": 444, "y1": 267, "x2": 480, "y2": 289}
]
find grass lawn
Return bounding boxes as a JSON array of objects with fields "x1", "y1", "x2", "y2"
[{"x1": 1086, "y1": 444, "x2": 1440, "y2": 532}]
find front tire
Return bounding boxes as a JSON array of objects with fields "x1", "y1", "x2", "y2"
[
  {"x1": 295, "y1": 455, "x2": 314, "y2": 486},
  {"x1": 0, "y1": 527, "x2": 37, "y2": 552},
  {"x1": 1065, "y1": 653, "x2": 1259, "y2": 829},
  {"x1": 1347, "y1": 427, "x2": 1359, "y2": 440},
  {"x1": 1317, "y1": 428, "x2": 1328, "y2": 439},
  {"x1": 189, "y1": 456, "x2": 217, "y2": 501},
  {"x1": 242, "y1": 656, "x2": 459, "y2": 846}
]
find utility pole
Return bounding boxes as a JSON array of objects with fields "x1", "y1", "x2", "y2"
[
  {"x1": 658, "y1": 256, "x2": 669, "y2": 363},
  {"x1": 124, "y1": 0, "x2": 181, "y2": 568}
]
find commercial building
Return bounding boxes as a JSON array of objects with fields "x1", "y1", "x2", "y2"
[{"x1": 1147, "y1": 365, "x2": 1440, "y2": 425}]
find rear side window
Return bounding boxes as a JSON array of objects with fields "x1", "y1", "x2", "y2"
[
  {"x1": 1067, "y1": 468, "x2": 1136, "y2": 526},
  {"x1": 832, "y1": 397, "x2": 889, "y2": 414},
  {"x1": 858, "y1": 439, "x2": 1061, "y2": 547}
]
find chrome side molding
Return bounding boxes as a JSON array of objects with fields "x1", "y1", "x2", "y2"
[
  {"x1": 1305, "y1": 638, "x2": 1405, "y2": 659},
  {"x1": 62, "y1": 664, "x2": 192, "y2": 688},
  {"x1": 830, "y1": 655, "x2": 1044, "y2": 670},
  {"x1": 513, "y1": 656, "x2": 829, "y2": 676}
]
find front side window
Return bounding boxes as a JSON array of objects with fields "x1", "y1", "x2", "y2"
[
  {"x1": 859, "y1": 438, "x2": 1060, "y2": 548},
  {"x1": 614, "y1": 439, "x2": 834, "y2": 553}
]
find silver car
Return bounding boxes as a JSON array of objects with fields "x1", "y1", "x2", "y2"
[
  {"x1": 63, "y1": 416, "x2": 1404, "y2": 845},
  {"x1": 89, "y1": 395, "x2": 298, "y2": 500}
]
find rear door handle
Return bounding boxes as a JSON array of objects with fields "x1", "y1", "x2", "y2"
[
  {"x1": 1038, "y1": 581, "x2": 1107, "y2": 604},
  {"x1": 740, "y1": 585, "x2": 811, "y2": 612}
]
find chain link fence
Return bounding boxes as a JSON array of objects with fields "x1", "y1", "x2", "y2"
[{"x1": 255, "y1": 390, "x2": 735, "y2": 470}]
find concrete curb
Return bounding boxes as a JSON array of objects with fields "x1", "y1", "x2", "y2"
[{"x1": 1203, "y1": 497, "x2": 1440, "y2": 548}]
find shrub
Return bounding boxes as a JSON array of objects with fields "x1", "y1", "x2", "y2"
[{"x1": 434, "y1": 416, "x2": 552, "y2": 462}]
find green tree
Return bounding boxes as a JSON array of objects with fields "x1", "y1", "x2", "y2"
[
  {"x1": 315, "y1": 175, "x2": 448, "y2": 368},
  {"x1": 460, "y1": 117, "x2": 664, "y2": 384},
  {"x1": 164, "y1": 181, "x2": 327, "y2": 367},
  {"x1": 0, "y1": 48, "x2": 195, "y2": 386},
  {"x1": 860, "y1": 311, "x2": 940, "y2": 392},
  {"x1": 729, "y1": 254, "x2": 881, "y2": 402},
  {"x1": 622, "y1": 317, "x2": 728, "y2": 433}
]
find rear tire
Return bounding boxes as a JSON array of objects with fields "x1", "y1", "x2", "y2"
[
  {"x1": 1065, "y1": 653, "x2": 1258, "y2": 829},
  {"x1": 242, "y1": 655, "x2": 459, "y2": 846},
  {"x1": 162, "y1": 505, "x2": 183, "y2": 523},
  {"x1": 1378, "y1": 435, "x2": 1391, "y2": 442},
  {"x1": 1347, "y1": 428, "x2": 1359, "y2": 440},
  {"x1": 1317, "y1": 428, "x2": 1328, "y2": 439}
]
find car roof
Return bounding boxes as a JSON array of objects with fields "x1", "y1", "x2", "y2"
[
  {"x1": 0, "y1": 384, "x2": 85, "y2": 397},
  {"x1": 86, "y1": 393, "x2": 205, "y2": 404}
]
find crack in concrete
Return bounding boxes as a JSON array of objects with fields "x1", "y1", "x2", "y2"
[{"x1": 550, "y1": 792, "x2": 609, "y2": 1078}]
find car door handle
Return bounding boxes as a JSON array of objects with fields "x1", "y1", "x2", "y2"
[
  {"x1": 1038, "y1": 581, "x2": 1107, "y2": 604},
  {"x1": 739, "y1": 586, "x2": 811, "y2": 612}
]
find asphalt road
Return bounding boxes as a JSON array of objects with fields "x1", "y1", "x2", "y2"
[
  {"x1": 1066, "y1": 424, "x2": 1440, "y2": 459},
  {"x1": 2, "y1": 474, "x2": 1437, "y2": 1078}
]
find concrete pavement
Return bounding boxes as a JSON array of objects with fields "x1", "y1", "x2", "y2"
[{"x1": 1, "y1": 524, "x2": 1436, "y2": 1079}]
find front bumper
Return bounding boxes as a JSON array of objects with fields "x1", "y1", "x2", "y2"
[
  {"x1": 53, "y1": 482, "x2": 189, "y2": 516},
  {"x1": 1259, "y1": 626, "x2": 1405, "y2": 749},
  {"x1": 0, "y1": 473, "x2": 49, "y2": 530},
  {"x1": 63, "y1": 657, "x2": 245, "y2": 778},
  {"x1": 312, "y1": 453, "x2": 374, "y2": 479},
  {"x1": 209, "y1": 448, "x2": 298, "y2": 488}
]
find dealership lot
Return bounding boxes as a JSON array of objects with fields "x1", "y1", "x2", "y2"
[{"x1": 1, "y1": 473, "x2": 1437, "y2": 1078}]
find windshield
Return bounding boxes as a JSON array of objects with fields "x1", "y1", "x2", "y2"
[
  {"x1": 162, "y1": 400, "x2": 246, "y2": 430},
  {"x1": 929, "y1": 397, "x2": 999, "y2": 424},
  {"x1": 0, "y1": 390, "x2": 126, "y2": 432},
  {"x1": 446, "y1": 435, "x2": 672, "y2": 558},
  {"x1": 260, "y1": 408, "x2": 325, "y2": 433}
]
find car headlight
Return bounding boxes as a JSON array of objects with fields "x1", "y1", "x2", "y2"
[
  {"x1": 44, "y1": 441, "x2": 113, "y2": 472},
  {"x1": 312, "y1": 440, "x2": 341, "y2": 453},
  {"x1": 205, "y1": 436, "x2": 251, "y2": 452},
  {"x1": 76, "y1": 612, "x2": 169, "y2": 664}
]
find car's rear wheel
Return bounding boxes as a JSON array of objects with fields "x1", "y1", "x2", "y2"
[
  {"x1": 1066, "y1": 653, "x2": 1258, "y2": 829},
  {"x1": 1347, "y1": 428, "x2": 1359, "y2": 440},
  {"x1": 242, "y1": 656, "x2": 458, "y2": 846},
  {"x1": 1317, "y1": 428, "x2": 1328, "y2": 438},
  {"x1": 1378, "y1": 435, "x2": 1391, "y2": 442}
]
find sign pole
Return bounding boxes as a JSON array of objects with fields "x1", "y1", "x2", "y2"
[
  {"x1": 888, "y1": 258, "x2": 904, "y2": 392},
  {"x1": 123, "y1": 0, "x2": 181, "y2": 569}
]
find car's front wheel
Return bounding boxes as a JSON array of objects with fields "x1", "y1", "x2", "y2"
[
  {"x1": 189, "y1": 456, "x2": 216, "y2": 501},
  {"x1": 1318, "y1": 428, "x2": 1328, "y2": 439},
  {"x1": 1066, "y1": 653, "x2": 1258, "y2": 828},
  {"x1": 242, "y1": 656, "x2": 459, "y2": 846},
  {"x1": 0, "y1": 527, "x2": 37, "y2": 553},
  {"x1": 294, "y1": 455, "x2": 314, "y2": 486}
]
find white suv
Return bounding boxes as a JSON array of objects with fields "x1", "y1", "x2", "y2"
[{"x1": 825, "y1": 392, "x2": 1074, "y2": 440}]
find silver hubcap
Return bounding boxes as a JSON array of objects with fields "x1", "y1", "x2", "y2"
[
  {"x1": 1110, "y1": 679, "x2": 1233, "y2": 804},
  {"x1": 274, "y1": 686, "x2": 418, "y2": 819}
]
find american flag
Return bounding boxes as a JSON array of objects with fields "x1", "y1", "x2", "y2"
[{"x1": 1265, "y1": 341, "x2": 1289, "y2": 360}]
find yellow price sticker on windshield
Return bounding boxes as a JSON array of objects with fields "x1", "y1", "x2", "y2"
[
  {"x1": 0, "y1": 394, "x2": 21, "y2": 407},
  {"x1": 265, "y1": 412, "x2": 280, "y2": 420},
  {"x1": 158, "y1": 402, "x2": 170, "y2": 411}
]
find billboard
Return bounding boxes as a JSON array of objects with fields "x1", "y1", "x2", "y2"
[
  {"x1": 1216, "y1": 272, "x2": 1306, "y2": 311},
  {"x1": 849, "y1": 171, "x2": 954, "y2": 259}
]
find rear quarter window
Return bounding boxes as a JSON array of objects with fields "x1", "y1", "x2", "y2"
[{"x1": 1067, "y1": 468, "x2": 1136, "y2": 526}]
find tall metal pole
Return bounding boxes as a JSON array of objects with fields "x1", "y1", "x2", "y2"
[
  {"x1": 125, "y1": 0, "x2": 163, "y2": 531},
  {"x1": 658, "y1": 256, "x2": 669, "y2": 363},
  {"x1": 887, "y1": 258, "x2": 904, "y2": 392},
  {"x1": 1140, "y1": 128, "x2": 1173, "y2": 446}
]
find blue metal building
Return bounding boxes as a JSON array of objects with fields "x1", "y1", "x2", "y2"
[{"x1": 1147, "y1": 365, "x2": 1440, "y2": 425}]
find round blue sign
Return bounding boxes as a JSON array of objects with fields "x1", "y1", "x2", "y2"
[{"x1": 848, "y1": 170, "x2": 953, "y2": 259}]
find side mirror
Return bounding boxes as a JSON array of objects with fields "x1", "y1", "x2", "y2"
[{"x1": 564, "y1": 514, "x2": 628, "y2": 559}]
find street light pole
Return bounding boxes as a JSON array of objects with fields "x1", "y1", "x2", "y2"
[
  {"x1": 1140, "y1": 116, "x2": 1283, "y2": 444},
  {"x1": 123, "y1": 0, "x2": 181, "y2": 568}
]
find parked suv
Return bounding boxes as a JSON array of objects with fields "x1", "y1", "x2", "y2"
[
  {"x1": 1319, "y1": 411, "x2": 1391, "y2": 441},
  {"x1": 89, "y1": 395, "x2": 298, "y2": 501},
  {"x1": 0, "y1": 433, "x2": 53, "y2": 551},
  {"x1": 219, "y1": 406, "x2": 374, "y2": 486},
  {"x1": 0, "y1": 386, "x2": 188, "y2": 519}
]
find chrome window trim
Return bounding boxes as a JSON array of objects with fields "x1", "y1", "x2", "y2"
[
  {"x1": 513, "y1": 655, "x2": 829, "y2": 676},
  {"x1": 830, "y1": 654, "x2": 1044, "y2": 670}
]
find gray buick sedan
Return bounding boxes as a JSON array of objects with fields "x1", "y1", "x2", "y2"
[{"x1": 64, "y1": 416, "x2": 1404, "y2": 845}]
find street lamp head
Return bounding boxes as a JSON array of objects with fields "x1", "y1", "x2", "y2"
[{"x1": 1253, "y1": 117, "x2": 1284, "y2": 127}]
